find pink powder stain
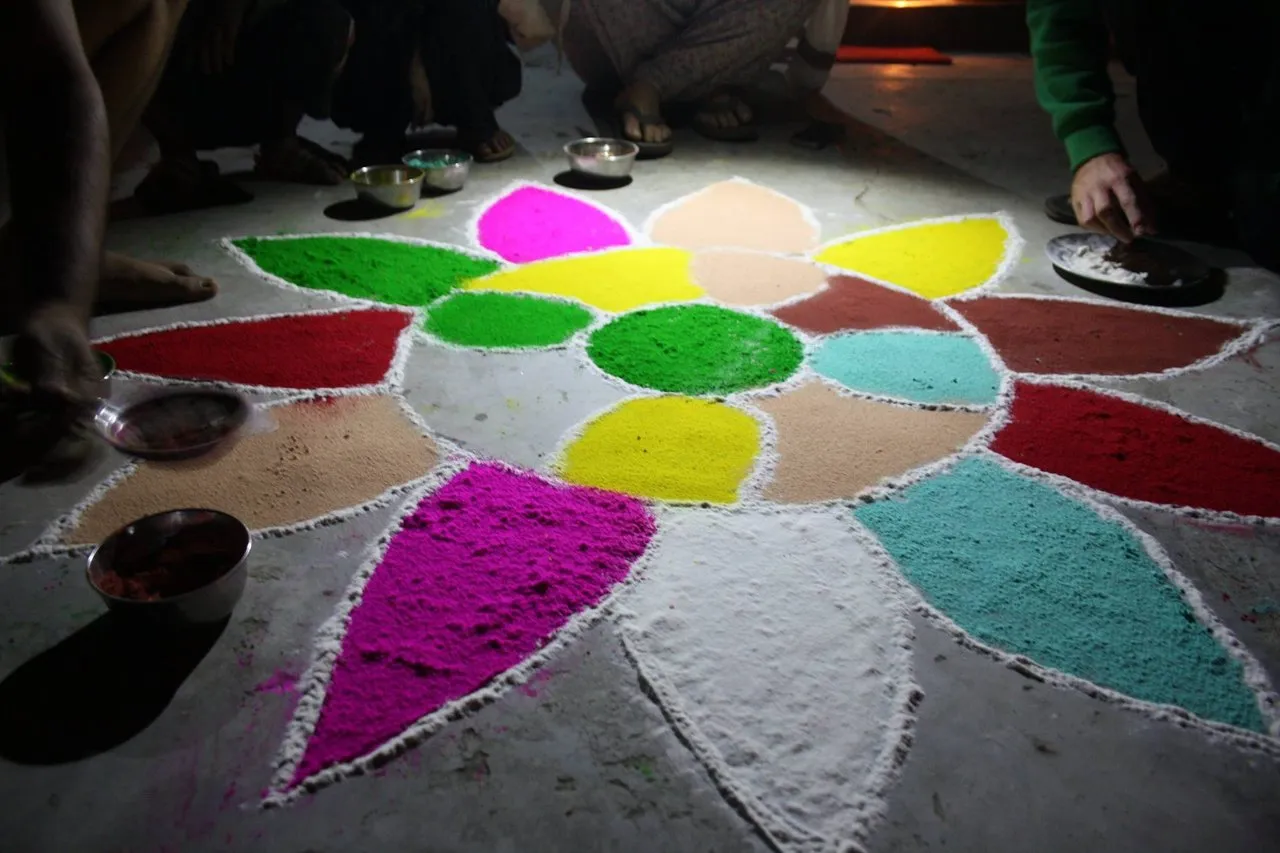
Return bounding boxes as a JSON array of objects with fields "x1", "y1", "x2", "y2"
[
  {"x1": 254, "y1": 670, "x2": 299, "y2": 695},
  {"x1": 290, "y1": 462, "x2": 655, "y2": 785},
  {"x1": 476, "y1": 186, "x2": 631, "y2": 263}
]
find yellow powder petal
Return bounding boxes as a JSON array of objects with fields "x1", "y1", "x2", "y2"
[
  {"x1": 814, "y1": 216, "x2": 1011, "y2": 299},
  {"x1": 555, "y1": 396, "x2": 759, "y2": 503},
  {"x1": 465, "y1": 247, "x2": 702, "y2": 312}
]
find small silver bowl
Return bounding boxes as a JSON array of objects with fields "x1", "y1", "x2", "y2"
[
  {"x1": 1, "y1": 349, "x2": 115, "y2": 397},
  {"x1": 350, "y1": 165, "x2": 425, "y2": 209},
  {"x1": 87, "y1": 509, "x2": 252, "y2": 625},
  {"x1": 402, "y1": 149, "x2": 472, "y2": 192},
  {"x1": 94, "y1": 388, "x2": 249, "y2": 460},
  {"x1": 564, "y1": 137, "x2": 638, "y2": 179}
]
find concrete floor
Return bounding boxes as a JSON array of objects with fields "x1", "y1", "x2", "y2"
[{"x1": 2, "y1": 55, "x2": 1279, "y2": 853}]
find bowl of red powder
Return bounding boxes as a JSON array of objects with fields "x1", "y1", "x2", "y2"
[{"x1": 87, "y1": 509, "x2": 251, "y2": 624}]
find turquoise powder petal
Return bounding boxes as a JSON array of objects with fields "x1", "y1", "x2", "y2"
[
  {"x1": 811, "y1": 331, "x2": 1000, "y2": 405},
  {"x1": 856, "y1": 457, "x2": 1265, "y2": 731}
]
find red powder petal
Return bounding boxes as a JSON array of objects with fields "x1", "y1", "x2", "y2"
[
  {"x1": 992, "y1": 381, "x2": 1280, "y2": 518},
  {"x1": 97, "y1": 309, "x2": 412, "y2": 389},
  {"x1": 770, "y1": 275, "x2": 959, "y2": 334},
  {"x1": 952, "y1": 297, "x2": 1245, "y2": 375},
  {"x1": 289, "y1": 463, "x2": 656, "y2": 786}
]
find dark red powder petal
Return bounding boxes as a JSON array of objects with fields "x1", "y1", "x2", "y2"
[
  {"x1": 97, "y1": 309, "x2": 412, "y2": 389},
  {"x1": 770, "y1": 275, "x2": 959, "y2": 334},
  {"x1": 992, "y1": 381, "x2": 1280, "y2": 518},
  {"x1": 952, "y1": 297, "x2": 1244, "y2": 375}
]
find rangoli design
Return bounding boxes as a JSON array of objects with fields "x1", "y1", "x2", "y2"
[{"x1": 4, "y1": 177, "x2": 1278, "y2": 853}]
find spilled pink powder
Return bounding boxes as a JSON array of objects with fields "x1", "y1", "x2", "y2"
[
  {"x1": 254, "y1": 670, "x2": 299, "y2": 695},
  {"x1": 291, "y1": 462, "x2": 655, "y2": 784},
  {"x1": 476, "y1": 186, "x2": 631, "y2": 263}
]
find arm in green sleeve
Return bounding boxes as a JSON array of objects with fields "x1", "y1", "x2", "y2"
[{"x1": 1026, "y1": 0, "x2": 1124, "y2": 171}]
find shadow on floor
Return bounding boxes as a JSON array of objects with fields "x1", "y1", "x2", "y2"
[
  {"x1": 553, "y1": 171, "x2": 632, "y2": 192},
  {"x1": 0, "y1": 613, "x2": 227, "y2": 764}
]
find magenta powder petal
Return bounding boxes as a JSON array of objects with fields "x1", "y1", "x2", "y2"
[
  {"x1": 290, "y1": 463, "x2": 655, "y2": 785},
  {"x1": 476, "y1": 186, "x2": 632, "y2": 263}
]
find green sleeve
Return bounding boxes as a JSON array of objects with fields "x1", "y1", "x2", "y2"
[{"x1": 1026, "y1": 0, "x2": 1124, "y2": 171}]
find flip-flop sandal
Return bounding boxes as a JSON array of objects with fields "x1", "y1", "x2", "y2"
[
  {"x1": 465, "y1": 132, "x2": 517, "y2": 164},
  {"x1": 790, "y1": 120, "x2": 844, "y2": 150},
  {"x1": 296, "y1": 137, "x2": 351, "y2": 173},
  {"x1": 614, "y1": 106, "x2": 674, "y2": 160},
  {"x1": 133, "y1": 161, "x2": 253, "y2": 214},
  {"x1": 255, "y1": 143, "x2": 348, "y2": 185},
  {"x1": 692, "y1": 94, "x2": 759, "y2": 143}
]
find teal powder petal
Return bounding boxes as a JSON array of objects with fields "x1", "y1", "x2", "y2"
[
  {"x1": 811, "y1": 331, "x2": 1000, "y2": 405},
  {"x1": 855, "y1": 457, "x2": 1265, "y2": 731}
]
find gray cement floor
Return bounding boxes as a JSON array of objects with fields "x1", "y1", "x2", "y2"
[{"x1": 3, "y1": 55, "x2": 1279, "y2": 853}]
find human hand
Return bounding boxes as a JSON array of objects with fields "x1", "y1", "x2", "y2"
[
  {"x1": 1070, "y1": 152, "x2": 1156, "y2": 243},
  {"x1": 7, "y1": 302, "x2": 97, "y2": 416},
  {"x1": 194, "y1": 0, "x2": 250, "y2": 76}
]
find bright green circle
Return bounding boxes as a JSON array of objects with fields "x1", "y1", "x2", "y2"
[
  {"x1": 587, "y1": 304, "x2": 803, "y2": 394},
  {"x1": 426, "y1": 292, "x2": 592, "y2": 348}
]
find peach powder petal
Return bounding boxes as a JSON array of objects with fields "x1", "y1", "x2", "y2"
[
  {"x1": 649, "y1": 181, "x2": 819, "y2": 254},
  {"x1": 690, "y1": 251, "x2": 828, "y2": 307}
]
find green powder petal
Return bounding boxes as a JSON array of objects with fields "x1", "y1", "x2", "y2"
[
  {"x1": 588, "y1": 305, "x2": 803, "y2": 395},
  {"x1": 425, "y1": 292, "x2": 593, "y2": 348},
  {"x1": 235, "y1": 236, "x2": 499, "y2": 307}
]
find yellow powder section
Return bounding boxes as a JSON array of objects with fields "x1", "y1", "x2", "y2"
[
  {"x1": 814, "y1": 216, "x2": 1010, "y2": 299},
  {"x1": 464, "y1": 247, "x2": 703, "y2": 312},
  {"x1": 64, "y1": 395, "x2": 439, "y2": 545},
  {"x1": 556, "y1": 396, "x2": 760, "y2": 503}
]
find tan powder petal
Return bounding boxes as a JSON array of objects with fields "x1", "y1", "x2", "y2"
[
  {"x1": 690, "y1": 250, "x2": 828, "y2": 307},
  {"x1": 65, "y1": 395, "x2": 439, "y2": 545},
  {"x1": 758, "y1": 381, "x2": 988, "y2": 503},
  {"x1": 648, "y1": 181, "x2": 820, "y2": 254}
]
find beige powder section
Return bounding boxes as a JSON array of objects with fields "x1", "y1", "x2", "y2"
[
  {"x1": 65, "y1": 395, "x2": 439, "y2": 545},
  {"x1": 649, "y1": 182, "x2": 820, "y2": 254},
  {"x1": 758, "y1": 381, "x2": 989, "y2": 503},
  {"x1": 690, "y1": 250, "x2": 828, "y2": 306}
]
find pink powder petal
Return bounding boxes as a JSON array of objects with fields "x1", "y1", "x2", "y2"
[
  {"x1": 290, "y1": 462, "x2": 655, "y2": 785},
  {"x1": 476, "y1": 186, "x2": 632, "y2": 263}
]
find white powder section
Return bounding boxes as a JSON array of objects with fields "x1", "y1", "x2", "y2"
[
  {"x1": 618, "y1": 507, "x2": 918, "y2": 852},
  {"x1": 1069, "y1": 244, "x2": 1147, "y2": 284}
]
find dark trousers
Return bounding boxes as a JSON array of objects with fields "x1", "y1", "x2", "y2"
[{"x1": 1109, "y1": 0, "x2": 1280, "y2": 270}]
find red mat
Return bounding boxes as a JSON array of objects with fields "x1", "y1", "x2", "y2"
[{"x1": 836, "y1": 46, "x2": 953, "y2": 65}]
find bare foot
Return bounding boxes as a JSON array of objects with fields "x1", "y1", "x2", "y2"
[
  {"x1": 615, "y1": 80, "x2": 671, "y2": 145},
  {"x1": 97, "y1": 252, "x2": 218, "y2": 308},
  {"x1": 256, "y1": 137, "x2": 348, "y2": 185},
  {"x1": 473, "y1": 129, "x2": 516, "y2": 163}
]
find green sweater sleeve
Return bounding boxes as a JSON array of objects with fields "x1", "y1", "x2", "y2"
[{"x1": 1026, "y1": 0, "x2": 1124, "y2": 171}]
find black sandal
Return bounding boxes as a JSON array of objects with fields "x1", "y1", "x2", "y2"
[
  {"x1": 133, "y1": 160, "x2": 253, "y2": 214},
  {"x1": 692, "y1": 92, "x2": 759, "y2": 143},
  {"x1": 614, "y1": 106, "x2": 674, "y2": 160}
]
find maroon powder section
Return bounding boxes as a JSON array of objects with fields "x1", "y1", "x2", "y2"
[
  {"x1": 97, "y1": 309, "x2": 412, "y2": 389},
  {"x1": 953, "y1": 297, "x2": 1243, "y2": 375},
  {"x1": 771, "y1": 275, "x2": 959, "y2": 334},
  {"x1": 291, "y1": 463, "x2": 656, "y2": 785},
  {"x1": 992, "y1": 381, "x2": 1280, "y2": 518}
]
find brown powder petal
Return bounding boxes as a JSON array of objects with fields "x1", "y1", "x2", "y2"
[
  {"x1": 66, "y1": 395, "x2": 439, "y2": 545},
  {"x1": 649, "y1": 181, "x2": 819, "y2": 254},
  {"x1": 691, "y1": 250, "x2": 828, "y2": 307},
  {"x1": 771, "y1": 275, "x2": 959, "y2": 334},
  {"x1": 758, "y1": 381, "x2": 988, "y2": 503}
]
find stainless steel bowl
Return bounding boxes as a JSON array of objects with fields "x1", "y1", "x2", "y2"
[
  {"x1": 1, "y1": 349, "x2": 115, "y2": 397},
  {"x1": 350, "y1": 165, "x2": 425, "y2": 209},
  {"x1": 87, "y1": 509, "x2": 251, "y2": 625},
  {"x1": 564, "y1": 137, "x2": 639, "y2": 178},
  {"x1": 402, "y1": 149, "x2": 472, "y2": 192},
  {"x1": 94, "y1": 388, "x2": 249, "y2": 460}
]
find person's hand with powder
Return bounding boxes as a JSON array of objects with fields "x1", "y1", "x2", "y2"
[{"x1": 1071, "y1": 152, "x2": 1156, "y2": 243}]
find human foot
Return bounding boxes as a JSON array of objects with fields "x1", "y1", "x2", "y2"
[
  {"x1": 97, "y1": 252, "x2": 218, "y2": 309},
  {"x1": 693, "y1": 91, "x2": 758, "y2": 142},
  {"x1": 614, "y1": 80, "x2": 673, "y2": 158},
  {"x1": 470, "y1": 129, "x2": 516, "y2": 163},
  {"x1": 257, "y1": 137, "x2": 349, "y2": 185},
  {"x1": 133, "y1": 158, "x2": 254, "y2": 214}
]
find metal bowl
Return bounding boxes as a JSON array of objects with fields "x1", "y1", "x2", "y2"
[
  {"x1": 87, "y1": 509, "x2": 251, "y2": 625},
  {"x1": 94, "y1": 388, "x2": 249, "y2": 460},
  {"x1": 402, "y1": 149, "x2": 472, "y2": 192},
  {"x1": 350, "y1": 165, "x2": 425, "y2": 209},
  {"x1": 564, "y1": 137, "x2": 638, "y2": 179},
  {"x1": 1, "y1": 349, "x2": 116, "y2": 397}
]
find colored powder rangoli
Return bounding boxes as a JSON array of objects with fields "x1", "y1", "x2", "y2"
[
  {"x1": 588, "y1": 305, "x2": 803, "y2": 394},
  {"x1": 812, "y1": 331, "x2": 1000, "y2": 405},
  {"x1": 856, "y1": 457, "x2": 1265, "y2": 731},
  {"x1": 234, "y1": 236, "x2": 499, "y2": 307},
  {"x1": 290, "y1": 462, "x2": 655, "y2": 783},
  {"x1": 476, "y1": 185, "x2": 631, "y2": 263},
  {"x1": 425, "y1": 292, "x2": 592, "y2": 348}
]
